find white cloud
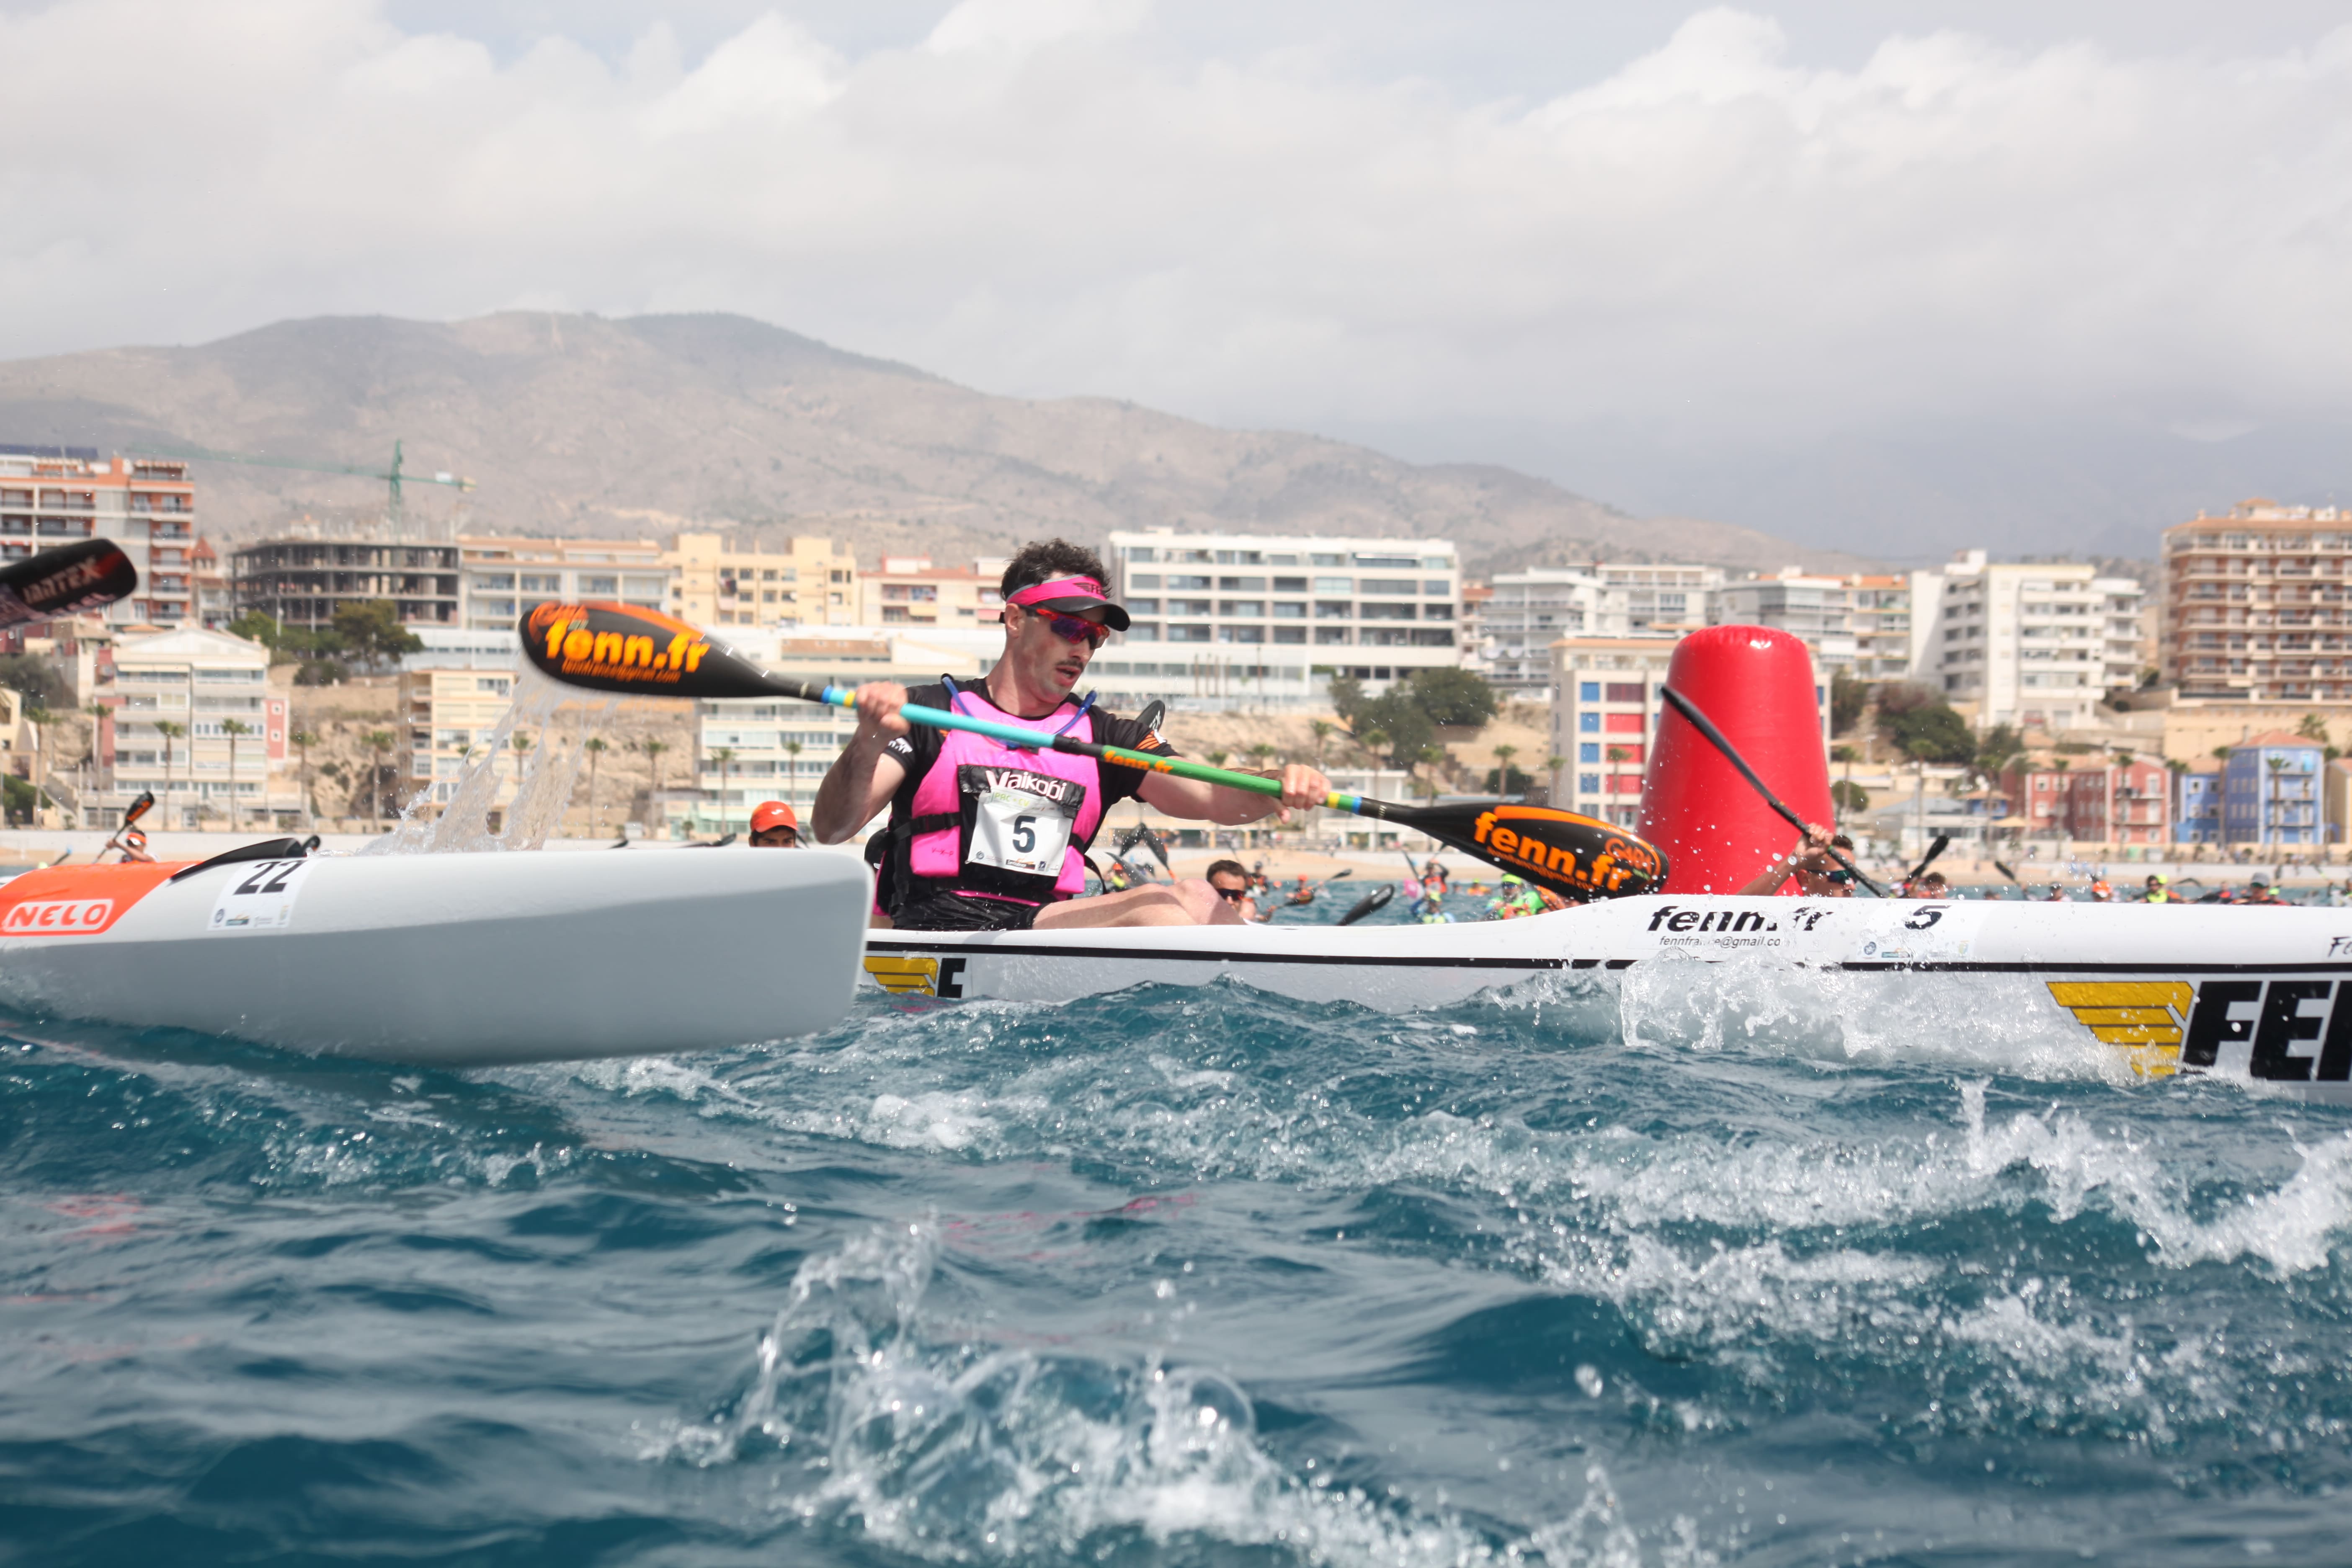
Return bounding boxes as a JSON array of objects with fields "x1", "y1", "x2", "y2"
[{"x1": 3, "y1": 0, "x2": 2349, "y2": 450}]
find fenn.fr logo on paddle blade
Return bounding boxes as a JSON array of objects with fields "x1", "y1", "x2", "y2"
[
  {"x1": 1467, "y1": 804, "x2": 1667, "y2": 898},
  {"x1": 522, "y1": 602, "x2": 710, "y2": 689}
]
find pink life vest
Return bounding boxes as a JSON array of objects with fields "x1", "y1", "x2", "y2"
[{"x1": 900, "y1": 682, "x2": 1105, "y2": 905}]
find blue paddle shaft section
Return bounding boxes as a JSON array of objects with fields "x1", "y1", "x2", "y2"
[{"x1": 812, "y1": 686, "x2": 1097, "y2": 753}]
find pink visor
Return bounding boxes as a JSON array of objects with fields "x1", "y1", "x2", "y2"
[{"x1": 1008, "y1": 575, "x2": 1130, "y2": 632}]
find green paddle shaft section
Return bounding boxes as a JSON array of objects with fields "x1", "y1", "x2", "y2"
[{"x1": 810, "y1": 685, "x2": 1304, "y2": 802}]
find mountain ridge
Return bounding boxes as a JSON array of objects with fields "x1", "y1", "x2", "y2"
[{"x1": 0, "y1": 311, "x2": 1874, "y2": 578}]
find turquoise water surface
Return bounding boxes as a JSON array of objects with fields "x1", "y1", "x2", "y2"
[{"x1": 6, "y1": 893, "x2": 2352, "y2": 1565}]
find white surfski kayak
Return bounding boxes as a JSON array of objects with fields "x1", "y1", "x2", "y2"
[
  {"x1": 0, "y1": 843, "x2": 871, "y2": 1066},
  {"x1": 862, "y1": 895, "x2": 2352, "y2": 1098}
]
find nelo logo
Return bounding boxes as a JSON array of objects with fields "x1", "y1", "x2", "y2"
[{"x1": 3, "y1": 899, "x2": 114, "y2": 934}]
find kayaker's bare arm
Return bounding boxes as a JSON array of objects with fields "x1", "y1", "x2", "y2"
[
  {"x1": 1737, "y1": 821, "x2": 1836, "y2": 896},
  {"x1": 1137, "y1": 765, "x2": 1332, "y2": 826},
  {"x1": 811, "y1": 682, "x2": 910, "y2": 844}
]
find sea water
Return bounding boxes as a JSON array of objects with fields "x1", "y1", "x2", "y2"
[{"x1": 5, "y1": 892, "x2": 2352, "y2": 1565}]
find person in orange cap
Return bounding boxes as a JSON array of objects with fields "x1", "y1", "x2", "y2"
[{"x1": 749, "y1": 800, "x2": 799, "y2": 848}]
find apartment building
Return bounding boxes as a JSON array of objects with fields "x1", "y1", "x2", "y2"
[
  {"x1": 677, "y1": 629, "x2": 987, "y2": 836},
  {"x1": 401, "y1": 665, "x2": 519, "y2": 808},
  {"x1": 2160, "y1": 500, "x2": 2352, "y2": 704},
  {"x1": 666, "y1": 533, "x2": 855, "y2": 629},
  {"x1": 0, "y1": 445, "x2": 200, "y2": 626},
  {"x1": 1914, "y1": 551, "x2": 2143, "y2": 731},
  {"x1": 1478, "y1": 570, "x2": 1628, "y2": 694},
  {"x1": 459, "y1": 535, "x2": 667, "y2": 628},
  {"x1": 2177, "y1": 763, "x2": 2223, "y2": 844},
  {"x1": 1844, "y1": 574, "x2": 1914, "y2": 680},
  {"x1": 2220, "y1": 731, "x2": 2321, "y2": 847},
  {"x1": 857, "y1": 555, "x2": 1005, "y2": 629},
  {"x1": 2325, "y1": 758, "x2": 2352, "y2": 845},
  {"x1": 96, "y1": 627, "x2": 291, "y2": 829},
  {"x1": 1996, "y1": 757, "x2": 2171, "y2": 845},
  {"x1": 231, "y1": 534, "x2": 460, "y2": 628},
  {"x1": 1713, "y1": 570, "x2": 1860, "y2": 669},
  {"x1": 1595, "y1": 563, "x2": 1721, "y2": 633},
  {"x1": 1106, "y1": 529, "x2": 1461, "y2": 696}
]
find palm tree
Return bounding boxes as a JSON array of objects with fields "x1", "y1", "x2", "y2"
[
  {"x1": 290, "y1": 730, "x2": 318, "y2": 828},
  {"x1": 362, "y1": 729, "x2": 397, "y2": 827},
  {"x1": 642, "y1": 739, "x2": 670, "y2": 833},
  {"x1": 710, "y1": 745, "x2": 737, "y2": 833},
  {"x1": 583, "y1": 736, "x2": 608, "y2": 836},
  {"x1": 83, "y1": 701, "x2": 107, "y2": 814},
  {"x1": 155, "y1": 720, "x2": 186, "y2": 830},
  {"x1": 1358, "y1": 730, "x2": 1388, "y2": 771},
  {"x1": 1309, "y1": 719, "x2": 1334, "y2": 769},
  {"x1": 220, "y1": 719, "x2": 253, "y2": 831},
  {"x1": 1206, "y1": 749, "x2": 1230, "y2": 768},
  {"x1": 21, "y1": 704, "x2": 52, "y2": 822},
  {"x1": 1416, "y1": 743, "x2": 1448, "y2": 800}
]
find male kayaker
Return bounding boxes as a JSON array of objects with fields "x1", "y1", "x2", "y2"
[
  {"x1": 1206, "y1": 859, "x2": 1263, "y2": 922},
  {"x1": 810, "y1": 539, "x2": 1332, "y2": 930},
  {"x1": 748, "y1": 801, "x2": 799, "y2": 847},
  {"x1": 2142, "y1": 874, "x2": 2172, "y2": 904}
]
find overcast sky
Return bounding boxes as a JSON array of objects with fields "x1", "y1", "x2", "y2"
[{"x1": 4, "y1": 0, "x2": 2348, "y2": 553}]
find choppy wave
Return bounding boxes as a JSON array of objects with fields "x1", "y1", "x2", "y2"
[{"x1": 5, "y1": 938, "x2": 2352, "y2": 1565}]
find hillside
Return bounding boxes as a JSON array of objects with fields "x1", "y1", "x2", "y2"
[{"x1": 0, "y1": 312, "x2": 1869, "y2": 575}]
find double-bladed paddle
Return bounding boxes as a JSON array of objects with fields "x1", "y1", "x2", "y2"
[
  {"x1": 518, "y1": 602, "x2": 1669, "y2": 903},
  {"x1": 1658, "y1": 685, "x2": 1888, "y2": 897}
]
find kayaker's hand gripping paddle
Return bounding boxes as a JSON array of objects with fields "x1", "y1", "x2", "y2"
[
  {"x1": 518, "y1": 602, "x2": 1669, "y2": 904},
  {"x1": 1658, "y1": 684, "x2": 1887, "y2": 897}
]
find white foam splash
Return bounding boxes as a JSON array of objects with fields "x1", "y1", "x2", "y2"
[
  {"x1": 364, "y1": 667, "x2": 615, "y2": 855},
  {"x1": 658, "y1": 1222, "x2": 1719, "y2": 1566}
]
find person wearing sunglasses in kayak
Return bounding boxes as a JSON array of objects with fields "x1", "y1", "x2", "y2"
[{"x1": 810, "y1": 539, "x2": 1333, "y2": 931}]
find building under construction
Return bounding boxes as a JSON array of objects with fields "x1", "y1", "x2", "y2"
[{"x1": 230, "y1": 536, "x2": 460, "y2": 627}]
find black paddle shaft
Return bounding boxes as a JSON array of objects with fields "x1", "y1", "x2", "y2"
[{"x1": 1659, "y1": 685, "x2": 1887, "y2": 897}]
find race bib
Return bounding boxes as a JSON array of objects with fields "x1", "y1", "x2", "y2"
[{"x1": 959, "y1": 765, "x2": 1083, "y2": 879}]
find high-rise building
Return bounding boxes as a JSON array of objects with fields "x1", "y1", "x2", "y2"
[
  {"x1": 0, "y1": 446, "x2": 199, "y2": 626},
  {"x1": 1478, "y1": 569, "x2": 1627, "y2": 694},
  {"x1": 1911, "y1": 550, "x2": 2143, "y2": 731},
  {"x1": 2160, "y1": 500, "x2": 2352, "y2": 704},
  {"x1": 459, "y1": 536, "x2": 668, "y2": 628},
  {"x1": 666, "y1": 534, "x2": 855, "y2": 629},
  {"x1": 1105, "y1": 529, "x2": 1461, "y2": 696}
]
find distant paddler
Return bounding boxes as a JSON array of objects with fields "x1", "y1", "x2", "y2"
[
  {"x1": 747, "y1": 800, "x2": 800, "y2": 848},
  {"x1": 809, "y1": 539, "x2": 1334, "y2": 931}
]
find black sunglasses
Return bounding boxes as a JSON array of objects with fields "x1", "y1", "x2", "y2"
[{"x1": 1214, "y1": 885, "x2": 1248, "y2": 902}]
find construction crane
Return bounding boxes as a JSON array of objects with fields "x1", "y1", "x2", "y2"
[{"x1": 157, "y1": 439, "x2": 475, "y2": 539}]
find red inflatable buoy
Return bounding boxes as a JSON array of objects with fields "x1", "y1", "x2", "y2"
[{"x1": 1637, "y1": 626, "x2": 1832, "y2": 895}]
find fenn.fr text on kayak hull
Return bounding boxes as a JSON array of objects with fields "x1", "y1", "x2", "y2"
[
  {"x1": 863, "y1": 895, "x2": 2352, "y2": 1099},
  {"x1": 0, "y1": 849, "x2": 872, "y2": 1066}
]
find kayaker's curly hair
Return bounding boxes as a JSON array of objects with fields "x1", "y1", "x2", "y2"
[{"x1": 1001, "y1": 539, "x2": 1111, "y2": 598}]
